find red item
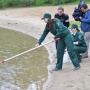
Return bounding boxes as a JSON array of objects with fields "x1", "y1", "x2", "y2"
[
  {"x1": 0, "y1": 60, "x2": 5, "y2": 64},
  {"x1": 56, "y1": 38, "x2": 60, "y2": 41}
]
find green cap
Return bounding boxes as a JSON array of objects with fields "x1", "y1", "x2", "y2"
[
  {"x1": 71, "y1": 24, "x2": 78, "y2": 29},
  {"x1": 41, "y1": 13, "x2": 51, "y2": 19}
]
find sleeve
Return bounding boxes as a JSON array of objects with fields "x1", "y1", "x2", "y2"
[
  {"x1": 71, "y1": 34, "x2": 74, "y2": 42},
  {"x1": 81, "y1": 12, "x2": 90, "y2": 23},
  {"x1": 38, "y1": 28, "x2": 49, "y2": 45},
  {"x1": 54, "y1": 21, "x2": 63, "y2": 39},
  {"x1": 77, "y1": 34, "x2": 84, "y2": 45},
  {"x1": 64, "y1": 14, "x2": 70, "y2": 28},
  {"x1": 54, "y1": 13, "x2": 58, "y2": 18}
]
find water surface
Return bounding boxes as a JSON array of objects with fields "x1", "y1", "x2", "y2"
[{"x1": 0, "y1": 27, "x2": 49, "y2": 90}]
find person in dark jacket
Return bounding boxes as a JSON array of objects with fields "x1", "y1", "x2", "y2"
[
  {"x1": 36, "y1": 13, "x2": 80, "y2": 71},
  {"x1": 79, "y1": 4, "x2": 90, "y2": 58},
  {"x1": 54, "y1": 7, "x2": 70, "y2": 28},
  {"x1": 71, "y1": 24, "x2": 87, "y2": 62},
  {"x1": 54, "y1": 7, "x2": 70, "y2": 49}
]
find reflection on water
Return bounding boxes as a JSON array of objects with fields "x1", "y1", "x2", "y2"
[{"x1": 0, "y1": 28, "x2": 49, "y2": 90}]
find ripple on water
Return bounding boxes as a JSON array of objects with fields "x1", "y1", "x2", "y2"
[{"x1": 0, "y1": 28, "x2": 50, "y2": 90}]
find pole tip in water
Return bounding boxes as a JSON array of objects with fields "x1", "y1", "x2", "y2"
[{"x1": 0, "y1": 60, "x2": 5, "y2": 64}]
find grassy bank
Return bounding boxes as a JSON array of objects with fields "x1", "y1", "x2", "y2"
[
  {"x1": 64, "y1": 0, "x2": 90, "y2": 5},
  {"x1": 0, "y1": 0, "x2": 90, "y2": 9}
]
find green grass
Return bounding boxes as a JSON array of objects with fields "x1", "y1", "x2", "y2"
[
  {"x1": 0, "y1": 0, "x2": 89, "y2": 9},
  {"x1": 59, "y1": 0, "x2": 90, "y2": 6},
  {"x1": 30, "y1": 0, "x2": 90, "y2": 8},
  {"x1": 69, "y1": 21, "x2": 81, "y2": 30}
]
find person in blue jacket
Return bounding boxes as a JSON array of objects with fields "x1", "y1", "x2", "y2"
[
  {"x1": 36, "y1": 13, "x2": 80, "y2": 71},
  {"x1": 71, "y1": 24, "x2": 87, "y2": 62},
  {"x1": 79, "y1": 4, "x2": 90, "y2": 58}
]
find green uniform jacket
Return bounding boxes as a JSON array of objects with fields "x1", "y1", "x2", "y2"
[
  {"x1": 38, "y1": 19, "x2": 69, "y2": 45},
  {"x1": 72, "y1": 31, "x2": 87, "y2": 47}
]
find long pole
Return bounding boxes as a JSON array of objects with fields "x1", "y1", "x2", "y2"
[{"x1": 0, "y1": 40, "x2": 54, "y2": 64}]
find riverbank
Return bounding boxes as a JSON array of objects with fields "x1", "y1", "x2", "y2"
[
  {"x1": 0, "y1": 14, "x2": 56, "y2": 90},
  {"x1": 0, "y1": 6, "x2": 90, "y2": 90}
]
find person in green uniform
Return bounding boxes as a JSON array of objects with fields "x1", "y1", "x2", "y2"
[
  {"x1": 71, "y1": 24, "x2": 87, "y2": 63},
  {"x1": 36, "y1": 13, "x2": 80, "y2": 71}
]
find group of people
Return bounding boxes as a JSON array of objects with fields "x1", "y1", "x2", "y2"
[{"x1": 35, "y1": 3, "x2": 90, "y2": 71}]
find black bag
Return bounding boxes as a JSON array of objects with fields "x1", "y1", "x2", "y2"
[
  {"x1": 72, "y1": 8, "x2": 83, "y2": 21},
  {"x1": 72, "y1": 0, "x2": 85, "y2": 21}
]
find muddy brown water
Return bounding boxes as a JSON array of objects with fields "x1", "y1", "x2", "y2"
[{"x1": 0, "y1": 27, "x2": 50, "y2": 90}]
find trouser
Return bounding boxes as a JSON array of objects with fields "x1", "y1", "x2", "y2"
[
  {"x1": 55, "y1": 40, "x2": 58, "y2": 49},
  {"x1": 56, "y1": 32, "x2": 80, "y2": 69},
  {"x1": 82, "y1": 32, "x2": 90, "y2": 57},
  {"x1": 55, "y1": 40, "x2": 66, "y2": 49},
  {"x1": 74, "y1": 46, "x2": 87, "y2": 60}
]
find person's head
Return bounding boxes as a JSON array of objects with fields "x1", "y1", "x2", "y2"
[
  {"x1": 41, "y1": 13, "x2": 54, "y2": 30},
  {"x1": 81, "y1": 4, "x2": 88, "y2": 13},
  {"x1": 57, "y1": 7, "x2": 64, "y2": 16},
  {"x1": 41, "y1": 13, "x2": 51, "y2": 23},
  {"x1": 71, "y1": 24, "x2": 79, "y2": 33}
]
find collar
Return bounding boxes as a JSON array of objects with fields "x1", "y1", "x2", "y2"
[{"x1": 73, "y1": 31, "x2": 77, "y2": 36}]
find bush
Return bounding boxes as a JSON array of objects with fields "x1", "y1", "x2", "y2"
[
  {"x1": 51, "y1": 0, "x2": 59, "y2": 5},
  {"x1": 0, "y1": 0, "x2": 27, "y2": 8},
  {"x1": 60, "y1": 0, "x2": 74, "y2": 4},
  {"x1": 0, "y1": 0, "x2": 80, "y2": 8},
  {"x1": 0, "y1": 0, "x2": 7, "y2": 8}
]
